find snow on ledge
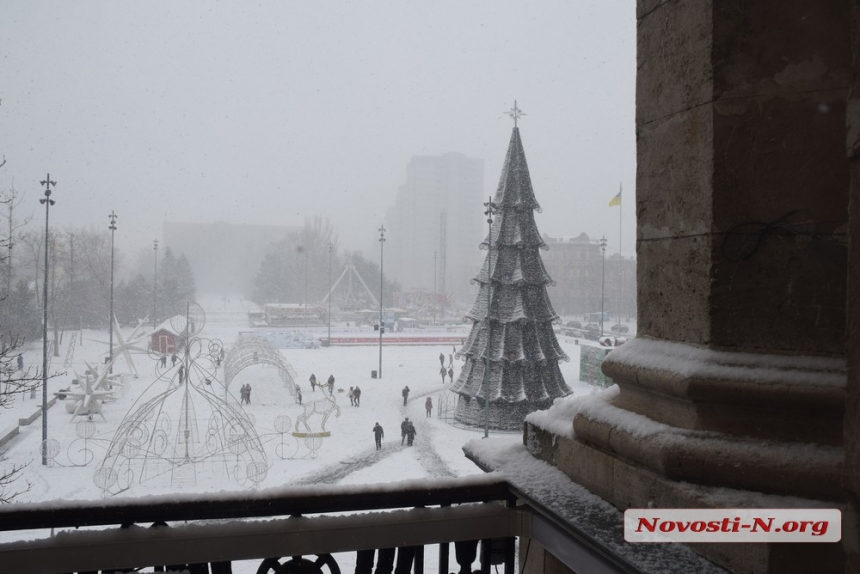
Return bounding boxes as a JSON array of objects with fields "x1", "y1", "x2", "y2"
[
  {"x1": 523, "y1": 388, "x2": 620, "y2": 439},
  {"x1": 463, "y1": 438, "x2": 726, "y2": 574},
  {"x1": 605, "y1": 337, "x2": 845, "y2": 387},
  {"x1": 0, "y1": 474, "x2": 504, "y2": 515},
  {"x1": 524, "y1": 386, "x2": 693, "y2": 440}
]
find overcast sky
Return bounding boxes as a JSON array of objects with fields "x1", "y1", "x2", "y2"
[{"x1": 1, "y1": 1, "x2": 635, "y2": 264}]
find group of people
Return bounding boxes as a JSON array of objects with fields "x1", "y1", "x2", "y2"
[
  {"x1": 400, "y1": 418, "x2": 417, "y2": 446},
  {"x1": 239, "y1": 383, "x2": 252, "y2": 404},
  {"x1": 348, "y1": 386, "x2": 362, "y2": 407},
  {"x1": 438, "y1": 353, "x2": 455, "y2": 383},
  {"x1": 309, "y1": 373, "x2": 336, "y2": 394},
  {"x1": 371, "y1": 418, "x2": 417, "y2": 449}
]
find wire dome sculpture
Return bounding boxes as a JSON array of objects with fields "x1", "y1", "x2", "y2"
[{"x1": 95, "y1": 331, "x2": 267, "y2": 497}]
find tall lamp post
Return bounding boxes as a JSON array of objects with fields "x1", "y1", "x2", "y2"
[
  {"x1": 599, "y1": 236, "x2": 607, "y2": 337},
  {"x1": 482, "y1": 196, "x2": 497, "y2": 438},
  {"x1": 378, "y1": 225, "x2": 385, "y2": 379},
  {"x1": 39, "y1": 174, "x2": 56, "y2": 466},
  {"x1": 108, "y1": 211, "x2": 117, "y2": 373},
  {"x1": 433, "y1": 251, "x2": 437, "y2": 327},
  {"x1": 153, "y1": 239, "x2": 159, "y2": 327},
  {"x1": 327, "y1": 242, "x2": 333, "y2": 344}
]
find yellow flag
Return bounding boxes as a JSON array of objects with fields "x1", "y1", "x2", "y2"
[{"x1": 609, "y1": 185, "x2": 622, "y2": 207}]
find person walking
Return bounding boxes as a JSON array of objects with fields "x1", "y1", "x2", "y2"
[
  {"x1": 296, "y1": 385, "x2": 303, "y2": 405},
  {"x1": 438, "y1": 352, "x2": 445, "y2": 367},
  {"x1": 401, "y1": 418, "x2": 409, "y2": 445},
  {"x1": 16, "y1": 354, "x2": 23, "y2": 371},
  {"x1": 170, "y1": 354, "x2": 178, "y2": 366},
  {"x1": 348, "y1": 387, "x2": 355, "y2": 406},
  {"x1": 373, "y1": 422, "x2": 384, "y2": 450},
  {"x1": 353, "y1": 386, "x2": 362, "y2": 407},
  {"x1": 159, "y1": 355, "x2": 167, "y2": 368},
  {"x1": 439, "y1": 366, "x2": 447, "y2": 383},
  {"x1": 425, "y1": 396, "x2": 433, "y2": 417},
  {"x1": 327, "y1": 374, "x2": 335, "y2": 394},
  {"x1": 448, "y1": 366, "x2": 454, "y2": 382},
  {"x1": 405, "y1": 419, "x2": 417, "y2": 446},
  {"x1": 245, "y1": 383, "x2": 252, "y2": 404},
  {"x1": 402, "y1": 385, "x2": 410, "y2": 406},
  {"x1": 240, "y1": 384, "x2": 248, "y2": 404},
  {"x1": 309, "y1": 374, "x2": 317, "y2": 392}
]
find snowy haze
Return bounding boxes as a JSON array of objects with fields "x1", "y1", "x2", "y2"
[{"x1": 0, "y1": 0, "x2": 636, "y2": 272}]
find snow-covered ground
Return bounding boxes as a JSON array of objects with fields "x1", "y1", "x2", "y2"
[{"x1": 1, "y1": 296, "x2": 605, "y2": 571}]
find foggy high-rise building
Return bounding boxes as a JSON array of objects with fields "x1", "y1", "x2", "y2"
[{"x1": 384, "y1": 153, "x2": 484, "y2": 306}]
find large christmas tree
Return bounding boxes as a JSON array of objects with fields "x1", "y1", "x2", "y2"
[{"x1": 451, "y1": 123, "x2": 571, "y2": 431}]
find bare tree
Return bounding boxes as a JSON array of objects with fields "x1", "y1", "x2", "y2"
[{"x1": 0, "y1": 183, "x2": 32, "y2": 300}]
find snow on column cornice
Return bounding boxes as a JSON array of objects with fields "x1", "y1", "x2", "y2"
[{"x1": 606, "y1": 337, "x2": 846, "y2": 387}]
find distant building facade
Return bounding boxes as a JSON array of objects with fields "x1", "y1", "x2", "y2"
[
  {"x1": 384, "y1": 153, "x2": 484, "y2": 306},
  {"x1": 541, "y1": 233, "x2": 636, "y2": 320},
  {"x1": 163, "y1": 221, "x2": 300, "y2": 296}
]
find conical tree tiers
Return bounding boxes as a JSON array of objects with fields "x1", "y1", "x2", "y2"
[{"x1": 451, "y1": 127, "x2": 571, "y2": 431}]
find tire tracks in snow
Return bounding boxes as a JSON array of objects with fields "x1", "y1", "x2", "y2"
[
  {"x1": 403, "y1": 387, "x2": 456, "y2": 480},
  {"x1": 292, "y1": 387, "x2": 455, "y2": 485}
]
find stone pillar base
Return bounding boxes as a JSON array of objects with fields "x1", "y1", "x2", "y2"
[{"x1": 526, "y1": 410, "x2": 848, "y2": 573}]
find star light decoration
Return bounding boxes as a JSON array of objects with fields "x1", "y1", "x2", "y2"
[
  {"x1": 506, "y1": 100, "x2": 526, "y2": 127},
  {"x1": 92, "y1": 316, "x2": 152, "y2": 378},
  {"x1": 58, "y1": 374, "x2": 116, "y2": 422}
]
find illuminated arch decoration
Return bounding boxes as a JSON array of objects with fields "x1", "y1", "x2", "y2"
[{"x1": 224, "y1": 336, "x2": 297, "y2": 400}]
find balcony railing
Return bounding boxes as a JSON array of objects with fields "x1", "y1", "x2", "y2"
[{"x1": 0, "y1": 476, "x2": 642, "y2": 574}]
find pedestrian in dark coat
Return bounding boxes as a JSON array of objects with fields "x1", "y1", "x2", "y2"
[
  {"x1": 16, "y1": 355, "x2": 23, "y2": 371},
  {"x1": 402, "y1": 386, "x2": 409, "y2": 406},
  {"x1": 401, "y1": 418, "x2": 409, "y2": 445},
  {"x1": 425, "y1": 397, "x2": 433, "y2": 417},
  {"x1": 353, "y1": 386, "x2": 362, "y2": 407},
  {"x1": 159, "y1": 355, "x2": 167, "y2": 368},
  {"x1": 171, "y1": 354, "x2": 178, "y2": 366},
  {"x1": 327, "y1": 374, "x2": 335, "y2": 394},
  {"x1": 438, "y1": 352, "x2": 445, "y2": 367},
  {"x1": 296, "y1": 385, "x2": 302, "y2": 405},
  {"x1": 373, "y1": 422, "x2": 384, "y2": 450},
  {"x1": 439, "y1": 366, "x2": 447, "y2": 383},
  {"x1": 405, "y1": 420, "x2": 416, "y2": 446},
  {"x1": 309, "y1": 374, "x2": 317, "y2": 392},
  {"x1": 348, "y1": 387, "x2": 355, "y2": 406},
  {"x1": 448, "y1": 367, "x2": 454, "y2": 382}
]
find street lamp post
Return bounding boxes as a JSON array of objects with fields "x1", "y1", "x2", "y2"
[
  {"x1": 153, "y1": 239, "x2": 159, "y2": 327},
  {"x1": 108, "y1": 211, "x2": 117, "y2": 373},
  {"x1": 39, "y1": 174, "x2": 56, "y2": 466},
  {"x1": 433, "y1": 251, "x2": 437, "y2": 327},
  {"x1": 328, "y1": 242, "x2": 333, "y2": 344},
  {"x1": 599, "y1": 236, "x2": 607, "y2": 337},
  {"x1": 482, "y1": 196, "x2": 497, "y2": 438},
  {"x1": 378, "y1": 225, "x2": 385, "y2": 379}
]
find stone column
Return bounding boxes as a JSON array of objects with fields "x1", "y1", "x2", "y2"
[
  {"x1": 844, "y1": 4, "x2": 860, "y2": 572},
  {"x1": 569, "y1": 1, "x2": 852, "y2": 571}
]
